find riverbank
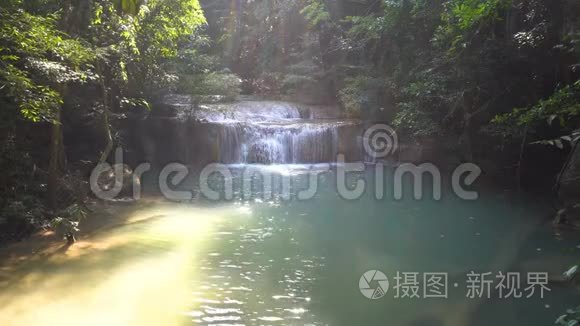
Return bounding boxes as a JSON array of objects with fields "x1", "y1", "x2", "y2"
[
  {"x1": 0, "y1": 201, "x2": 145, "y2": 267},
  {"x1": 0, "y1": 199, "x2": 238, "y2": 326}
]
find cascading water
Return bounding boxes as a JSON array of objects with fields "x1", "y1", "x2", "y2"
[
  {"x1": 211, "y1": 121, "x2": 345, "y2": 164},
  {"x1": 204, "y1": 107, "x2": 361, "y2": 164},
  {"x1": 138, "y1": 98, "x2": 365, "y2": 165}
]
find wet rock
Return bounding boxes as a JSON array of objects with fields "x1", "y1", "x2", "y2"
[
  {"x1": 96, "y1": 164, "x2": 141, "y2": 200},
  {"x1": 555, "y1": 137, "x2": 580, "y2": 226},
  {"x1": 553, "y1": 205, "x2": 580, "y2": 229}
]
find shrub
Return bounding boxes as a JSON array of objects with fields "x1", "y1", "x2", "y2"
[
  {"x1": 338, "y1": 75, "x2": 385, "y2": 117},
  {"x1": 178, "y1": 72, "x2": 242, "y2": 102},
  {"x1": 281, "y1": 74, "x2": 317, "y2": 95}
]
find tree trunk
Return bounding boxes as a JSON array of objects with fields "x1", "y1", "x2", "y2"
[
  {"x1": 48, "y1": 108, "x2": 64, "y2": 210},
  {"x1": 515, "y1": 124, "x2": 529, "y2": 191},
  {"x1": 98, "y1": 61, "x2": 113, "y2": 164},
  {"x1": 461, "y1": 93, "x2": 475, "y2": 161}
]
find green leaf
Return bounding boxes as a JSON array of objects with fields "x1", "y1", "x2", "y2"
[{"x1": 115, "y1": 0, "x2": 142, "y2": 16}]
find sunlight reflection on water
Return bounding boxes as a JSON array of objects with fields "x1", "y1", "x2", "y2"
[
  {"x1": 0, "y1": 204, "x2": 233, "y2": 326},
  {"x1": 1, "y1": 166, "x2": 580, "y2": 325}
]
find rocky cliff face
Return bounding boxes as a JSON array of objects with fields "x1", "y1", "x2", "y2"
[{"x1": 559, "y1": 137, "x2": 580, "y2": 206}]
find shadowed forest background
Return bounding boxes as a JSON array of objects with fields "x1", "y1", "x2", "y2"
[{"x1": 0, "y1": 0, "x2": 579, "y2": 244}]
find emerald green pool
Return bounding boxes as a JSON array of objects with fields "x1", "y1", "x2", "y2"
[{"x1": 0, "y1": 165, "x2": 579, "y2": 325}]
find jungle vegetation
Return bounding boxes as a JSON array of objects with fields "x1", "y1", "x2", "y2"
[{"x1": 1, "y1": 0, "x2": 580, "y2": 243}]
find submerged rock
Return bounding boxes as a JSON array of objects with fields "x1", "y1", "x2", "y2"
[
  {"x1": 95, "y1": 164, "x2": 141, "y2": 200},
  {"x1": 563, "y1": 265, "x2": 578, "y2": 281}
]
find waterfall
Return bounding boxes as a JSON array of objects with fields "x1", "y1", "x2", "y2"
[
  {"x1": 139, "y1": 99, "x2": 365, "y2": 165},
  {"x1": 209, "y1": 121, "x2": 350, "y2": 164}
]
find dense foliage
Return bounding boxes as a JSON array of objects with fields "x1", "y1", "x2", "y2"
[
  {"x1": 203, "y1": 0, "x2": 580, "y2": 176},
  {"x1": 1, "y1": 0, "x2": 580, "y2": 243},
  {"x1": 0, "y1": 0, "x2": 214, "y2": 243}
]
